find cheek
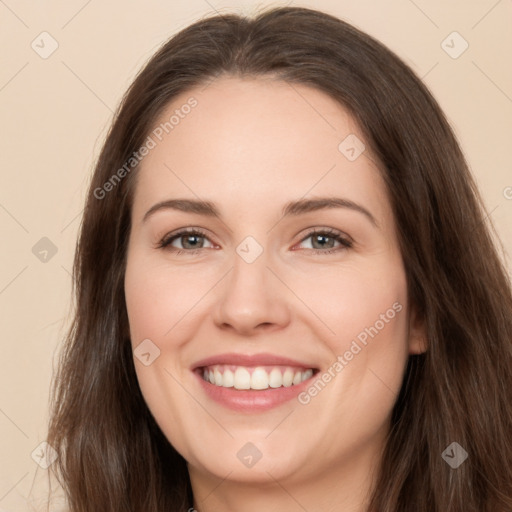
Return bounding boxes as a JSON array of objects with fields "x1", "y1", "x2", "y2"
[
  {"x1": 124, "y1": 254, "x2": 203, "y2": 451},
  {"x1": 292, "y1": 257, "x2": 410, "y2": 413},
  {"x1": 331, "y1": 271, "x2": 407, "y2": 353},
  {"x1": 290, "y1": 255, "x2": 408, "y2": 352},
  {"x1": 124, "y1": 254, "x2": 213, "y2": 344}
]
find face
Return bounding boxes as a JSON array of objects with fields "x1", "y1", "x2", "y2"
[{"x1": 124, "y1": 76, "x2": 424, "y2": 493}]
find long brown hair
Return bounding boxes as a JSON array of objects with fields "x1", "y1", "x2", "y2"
[{"x1": 47, "y1": 6, "x2": 512, "y2": 511}]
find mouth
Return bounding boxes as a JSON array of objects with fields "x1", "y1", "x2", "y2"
[
  {"x1": 196, "y1": 364, "x2": 317, "y2": 391},
  {"x1": 191, "y1": 353, "x2": 320, "y2": 412}
]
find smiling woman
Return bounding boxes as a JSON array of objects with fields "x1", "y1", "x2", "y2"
[{"x1": 46, "y1": 6, "x2": 512, "y2": 512}]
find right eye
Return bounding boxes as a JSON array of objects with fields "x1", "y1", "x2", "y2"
[{"x1": 157, "y1": 227, "x2": 215, "y2": 255}]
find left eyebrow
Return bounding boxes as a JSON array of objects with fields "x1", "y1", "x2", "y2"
[{"x1": 282, "y1": 197, "x2": 379, "y2": 228}]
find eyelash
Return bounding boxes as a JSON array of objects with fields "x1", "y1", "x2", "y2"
[{"x1": 156, "y1": 227, "x2": 353, "y2": 256}]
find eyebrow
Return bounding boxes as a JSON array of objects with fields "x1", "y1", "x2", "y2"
[{"x1": 142, "y1": 197, "x2": 378, "y2": 228}]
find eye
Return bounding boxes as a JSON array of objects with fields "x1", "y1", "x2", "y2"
[
  {"x1": 157, "y1": 227, "x2": 353, "y2": 256},
  {"x1": 295, "y1": 228, "x2": 353, "y2": 255},
  {"x1": 157, "y1": 228, "x2": 215, "y2": 255}
]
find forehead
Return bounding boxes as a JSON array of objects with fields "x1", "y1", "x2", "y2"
[{"x1": 132, "y1": 76, "x2": 389, "y2": 222}]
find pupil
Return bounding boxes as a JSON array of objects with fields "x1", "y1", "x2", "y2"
[
  {"x1": 184, "y1": 235, "x2": 201, "y2": 249},
  {"x1": 314, "y1": 234, "x2": 332, "y2": 249}
]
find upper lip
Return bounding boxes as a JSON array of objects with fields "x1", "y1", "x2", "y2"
[{"x1": 192, "y1": 352, "x2": 318, "y2": 370}]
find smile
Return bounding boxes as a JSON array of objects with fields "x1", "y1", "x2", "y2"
[
  {"x1": 200, "y1": 365, "x2": 315, "y2": 390},
  {"x1": 192, "y1": 352, "x2": 320, "y2": 411}
]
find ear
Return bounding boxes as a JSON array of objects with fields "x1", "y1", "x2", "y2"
[{"x1": 408, "y1": 302, "x2": 427, "y2": 354}]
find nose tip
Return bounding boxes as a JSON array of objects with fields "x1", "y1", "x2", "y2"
[{"x1": 212, "y1": 249, "x2": 291, "y2": 335}]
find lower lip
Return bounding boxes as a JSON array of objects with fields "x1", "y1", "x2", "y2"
[{"x1": 193, "y1": 370, "x2": 315, "y2": 412}]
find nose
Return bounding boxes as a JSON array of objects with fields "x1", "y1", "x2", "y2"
[{"x1": 212, "y1": 247, "x2": 291, "y2": 336}]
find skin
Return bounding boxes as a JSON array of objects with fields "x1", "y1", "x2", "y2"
[{"x1": 124, "y1": 76, "x2": 426, "y2": 512}]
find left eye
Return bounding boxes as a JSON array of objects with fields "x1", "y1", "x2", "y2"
[{"x1": 297, "y1": 229, "x2": 352, "y2": 253}]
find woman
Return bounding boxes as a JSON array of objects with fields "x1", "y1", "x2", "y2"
[{"x1": 47, "y1": 6, "x2": 512, "y2": 511}]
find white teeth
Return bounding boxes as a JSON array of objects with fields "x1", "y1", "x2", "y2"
[
  {"x1": 222, "y1": 368, "x2": 234, "y2": 388},
  {"x1": 282, "y1": 369, "x2": 294, "y2": 387},
  {"x1": 251, "y1": 367, "x2": 269, "y2": 390},
  {"x1": 269, "y1": 368, "x2": 283, "y2": 388},
  {"x1": 302, "y1": 369, "x2": 313, "y2": 381},
  {"x1": 202, "y1": 365, "x2": 315, "y2": 390},
  {"x1": 233, "y1": 367, "x2": 251, "y2": 390}
]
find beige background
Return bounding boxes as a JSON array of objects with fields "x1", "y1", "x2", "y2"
[{"x1": 0, "y1": 0, "x2": 511, "y2": 510}]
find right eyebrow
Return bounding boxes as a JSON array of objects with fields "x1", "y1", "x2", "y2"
[{"x1": 143, "y1": 199, "x2": 220, "y2": 223}]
